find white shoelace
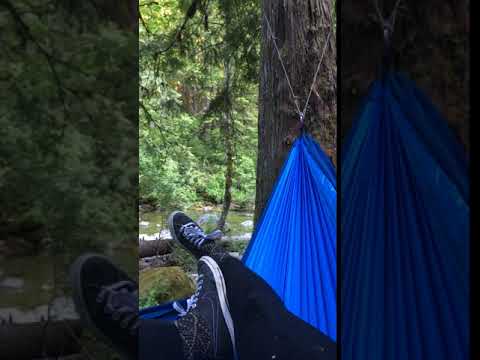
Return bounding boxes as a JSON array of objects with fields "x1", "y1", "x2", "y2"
[
  {"x1": 173, "y1": 274, "x2": 204, "y2": 316},
  {"x1": 180, "y1": 222, "x2": 208, "y2": 248}
]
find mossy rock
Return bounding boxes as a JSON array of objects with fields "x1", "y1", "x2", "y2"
[{"x1": 139, "y1": 266, "x2": 194, "y2": 307}]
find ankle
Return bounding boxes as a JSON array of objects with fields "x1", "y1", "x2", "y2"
[{"x1": 202, "y1": 242, "x2": 230, "y2": 263}]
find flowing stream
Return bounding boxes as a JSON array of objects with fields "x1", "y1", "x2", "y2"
[
  {"x1": 0, "y1": 248, "x2": 136, "y2": 324},
  {"x1": 0, "y1": 210, "x2": 253, "y2": 324},
  {"x1": 139, "y1": 209, "x2": 254, "y2": 242}
]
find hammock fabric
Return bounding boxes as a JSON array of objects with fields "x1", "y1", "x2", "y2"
[
  {"x1": 141, "y1": 133, "x2": 337, "y2": 341},
  {"x1": 243, "y1": 133, "x2": 337, "y2": 340},
  {"x1": 342, "y1": 72, "x2": 469, "y2": 360},
  {"x1": 139, "y1": 299, "x2": 187, "y2": 321}
]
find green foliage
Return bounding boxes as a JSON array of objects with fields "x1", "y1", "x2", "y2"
[
  {"x1": 0, "y1": 1, "x2": 137, "y2": 252},
  {"x1": 221, "y1": 240, "x2": 249, "y2": 255},
  {"x1": 139, "y1": 279, "x2": 170, "y2": 308},
  {"x1": 139, "y1": 0, "x2": 260, "y2": 211},
  {"x1": 171, "y1": 243, "x2": 198, "y2": 273}
]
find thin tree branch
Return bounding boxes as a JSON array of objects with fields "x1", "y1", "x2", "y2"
[{"x1": 139, "y1": 8, "x2": 151, "y2": 33}]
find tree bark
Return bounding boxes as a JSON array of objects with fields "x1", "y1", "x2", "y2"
[
  {"x1": 255, "y1": 0, "x2": 336, "y2": 222},
  {"x1": 341, "y1": 0, "x2": 469, "y2": 149}
]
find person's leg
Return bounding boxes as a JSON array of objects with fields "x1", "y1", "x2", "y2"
[
  {"x1": 212, "y1": 255, "x2": 336, "y2": 360},
  {"x1": 168, "y1": 212, "x2": 336, "y2": 360},
  {"x1": 172, "y1": 256, "x2": 237, "y2": 360},
  {"x1": 70, "y1": 253, "x2": 236, "y2": 360},
  {"x1": 140, "y1": 319, "x2": 183, "y2": 359}
]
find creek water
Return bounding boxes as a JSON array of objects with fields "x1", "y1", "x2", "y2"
[
  {"x1": 0, "y1": 209, "x2": 253, "y2": 324},
  {"x1": 0, "y1": 248, "x2": 136, "y2": 324},
  {"x1": 139, "y1": 209, "x2": 255, "y2": 242}
]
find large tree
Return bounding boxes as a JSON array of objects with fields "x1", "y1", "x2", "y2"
[{"x1": 255, "y1": 0, "x2": 337, "y2": 221}]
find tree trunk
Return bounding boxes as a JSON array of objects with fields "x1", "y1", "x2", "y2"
[
  {"x1": 218, "y1": 61, "x2": 235, "y2": 231},
  {"x1": 341, "y1": 0, "x2": 469, "y2": 149},
  {"x1": 218, "y1": 113, "x2": 234, "y2": 231},
  {"x1": 255, "y1": 0, "x2": 336, "y2": 222}
]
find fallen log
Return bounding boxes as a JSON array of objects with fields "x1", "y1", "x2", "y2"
[
  {"x1": 139, "y1": 254, "x2": 177, "y2": 270},
  {"x1": 139, "y1": 239, "x2": 172, "y2": 258},
  {"x1": 0, "y1": 320, "x2": 82, "y2": 360}
]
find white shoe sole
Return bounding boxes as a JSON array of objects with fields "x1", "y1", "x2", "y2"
[
  {"x1": 167, "y1": 211, "x2": 182, "y2": 243},
  {"x1": 199, "y1": 256, "x2": 238, "y2": 360}
]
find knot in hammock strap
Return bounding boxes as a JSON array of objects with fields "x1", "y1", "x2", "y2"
[
  {"x1": 383, "y1": 22, "x2": 393, "y2": 43},
  {"x1": 299, "y1": 112, "x2": 305, "y2": 124}
]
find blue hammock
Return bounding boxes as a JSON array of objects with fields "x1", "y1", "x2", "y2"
[
  {"x1": 141, "y1": 133, "x2": 337, "y2": 341},
  {"x1": 341, "y1": 72, "x2": 469, "y2": 360},
  {"x1": 243, "y1": 133, "x2": 337, "y2": 339},
  {"x1": 139, "y1": 299, "x2": 187, "y2": 320}
]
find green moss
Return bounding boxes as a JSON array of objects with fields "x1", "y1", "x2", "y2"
[{"x1": 139, "y1": 266, "x2": 195, "y2": 307}]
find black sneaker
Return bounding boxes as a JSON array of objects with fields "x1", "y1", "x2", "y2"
[
  {"x1": 168, "y1": 211, "x2": 222, "y2": 259},
  {"x1": 176, "y1": 256, "x2": 237, "y2": 360},
  {"x1": 70, "y1": 254, "x2": 138, "y2": 359}
]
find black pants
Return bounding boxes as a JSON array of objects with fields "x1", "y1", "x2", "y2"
[{"x1": 140, "y1": 256, "x2": 336, "y2": 360}]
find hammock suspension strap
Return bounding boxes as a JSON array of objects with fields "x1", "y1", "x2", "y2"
[
  {"x1": 374, "y1": 0, "x2": 404, "y2": 45},
  {"x1": 263, "y1": 13, "x2": 333, "y2": 126}
]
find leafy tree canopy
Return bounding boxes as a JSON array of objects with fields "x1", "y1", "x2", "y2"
[
  {"x1": 0, "y1": 1, "x2": 138, "y2": 251},
  {"x1": 139, "y1": 0, "x2": 260, "y2": 210}
]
